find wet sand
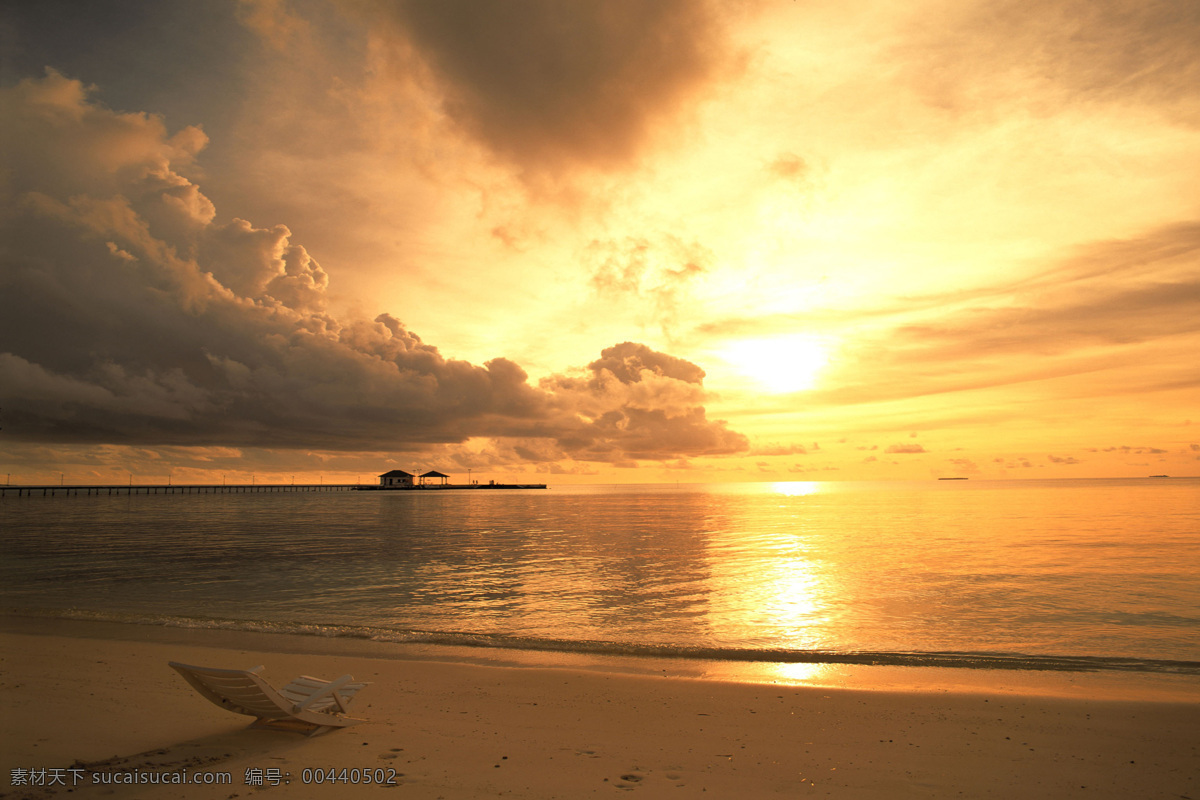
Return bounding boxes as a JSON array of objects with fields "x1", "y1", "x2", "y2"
[{"x1": 1, "y1": 621, "x2": 1197, "y2": 799}]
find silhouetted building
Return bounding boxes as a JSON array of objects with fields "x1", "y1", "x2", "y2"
[
  {"x1": 378, "y1": 469, "x2": 415, "y2": 488},
  {"x1": 420, "y1": 470, "x2": 450, "y2": 486}
]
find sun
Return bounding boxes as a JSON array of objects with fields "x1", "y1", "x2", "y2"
[{"x1": 721, "y1": 334, "x2": 830, "y2": 393}]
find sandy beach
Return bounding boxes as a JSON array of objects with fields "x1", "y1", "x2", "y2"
[{"x1": 1, "y1": 620, "x2": 1197, "y2": 800}]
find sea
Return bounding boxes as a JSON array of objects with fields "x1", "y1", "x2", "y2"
[{"x1": 3, "y1": 478, "x2": 1198, "y2": 689}]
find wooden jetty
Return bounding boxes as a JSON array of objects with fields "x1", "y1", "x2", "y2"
[
  {"x1": 0, "y1": 483, "x2": 362, "y2": 497},
  {"x1": 359, "y1": 483, "x2": 547, "y2": 492},
  {"x1": 1, "y1": 482, "x2": 547, "y2": 497}
]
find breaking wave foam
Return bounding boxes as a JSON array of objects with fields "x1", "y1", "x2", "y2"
[{"x1": 11, "y1": 607, "x2": 1200, "y2": 676}]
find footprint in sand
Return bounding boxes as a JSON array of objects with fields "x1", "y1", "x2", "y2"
[{"x1": 614, "y1": 772, "x2": 645, "y2": 790}]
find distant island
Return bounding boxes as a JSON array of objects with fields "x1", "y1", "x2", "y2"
[{"x1": 937, "y1": 477, "x2": 969, "y2": 481}]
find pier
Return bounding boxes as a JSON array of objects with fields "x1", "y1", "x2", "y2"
[
  {"x1": 359, "y1": 483, "x2": 547, "y2": 492},
  {"x1": 1, "y1": 482, "x2": 547, "y2": 497},
  {"x1": 0, "y1": 483, "x2": 363, "y2": 497}
]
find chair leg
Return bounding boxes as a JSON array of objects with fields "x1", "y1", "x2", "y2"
[{"x1": 250, "y1": 717, "x2": 324, "y2": 736}]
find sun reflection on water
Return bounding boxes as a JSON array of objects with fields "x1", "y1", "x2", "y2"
[
  {"x1": 702, "y1": 660, "x2": 840, "y2": 687},
  {"x1": 705, "y1": 488, "x2": 838, "y2": 654},
  {"x1": 766, "y1": 661, "x2": 838, "y2": 685},
  {"x1": 771, "y1": 481, "x2": 820, "y2": 496}
]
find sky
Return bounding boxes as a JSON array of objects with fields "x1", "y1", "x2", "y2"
[{"x1": 2, "y1": 0, "x2": 1198, "y2": 485}]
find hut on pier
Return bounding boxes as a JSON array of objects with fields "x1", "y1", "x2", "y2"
[{"x1": 379, "y1": 469, "x2": 415, "y2": 488}]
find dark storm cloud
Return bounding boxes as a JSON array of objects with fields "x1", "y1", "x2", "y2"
[
  {"x1": 0, "y1": 1, "x2": 252, "y2": 134},
  {"x1": 0, "y1": 71, "x2": 746, "y2": 465},
  {"x1": 364, "y1": 0, "x2": 727, "y2": 170}
]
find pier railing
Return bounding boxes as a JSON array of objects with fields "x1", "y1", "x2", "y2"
[
  {"x1": 0, "y1": 483, "x2": 363, "y2": 497},
  {"x1": 0, "y1": 482, "x2": 548, "y2": 497}
]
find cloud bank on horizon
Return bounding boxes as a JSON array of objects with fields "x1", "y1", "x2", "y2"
[{"x1": 0, "y1": 71, "x2": 746, "y2": 470}]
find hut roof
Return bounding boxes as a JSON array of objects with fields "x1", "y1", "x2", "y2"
[
  {"x1": 420, "y1": 470, "x2": 450, "y2": 478},
  {"x1": 379, "y1": 469, "x2": 415, "y2": 477}
]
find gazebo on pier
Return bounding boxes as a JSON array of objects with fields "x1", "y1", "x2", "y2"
[{"x1": 419, "y1": 470, "x2": 450, "y2": 486}]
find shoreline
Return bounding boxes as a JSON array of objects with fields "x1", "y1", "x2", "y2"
[
  {"x1": 3, "y1": 617, "x2": 1198, "y2": 798},
  {"x1": 3, "y1": 614, "x2": 1198, "y2": 703}
]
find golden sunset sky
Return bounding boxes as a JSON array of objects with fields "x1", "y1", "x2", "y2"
[{"x1": 2, "y1": 0, "x2": 1198, "y2": 484}]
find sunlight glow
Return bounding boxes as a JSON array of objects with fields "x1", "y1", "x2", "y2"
[
  {"x1": 772, "y1": 481, "x2": 820, "y2": 497},
  {"x1": 722, "y1": 334, "x2": 831, "y2": 393},
  {"x1": 765, "y1": 661, "x2": 838, "y2": 686}
]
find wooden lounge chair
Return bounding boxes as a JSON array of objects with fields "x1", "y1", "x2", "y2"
[{"x1": 168, "y1": 662, "x2": 369, "y2": 736}]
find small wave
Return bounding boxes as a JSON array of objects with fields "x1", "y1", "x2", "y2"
[
  {"x1": 395, "y1": 630, "x2": 1200, "y2": 675},
  {"x1": 5, "y1": 607, "x2": 394, "y2": 641},
  {"x1": 9, "y1": 607, "x2": 1200, "y2": 676}
]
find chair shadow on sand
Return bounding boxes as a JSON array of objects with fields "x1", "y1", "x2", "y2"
[{"x1": 20, "y1": 665, "x2": 374, "y2": 798}]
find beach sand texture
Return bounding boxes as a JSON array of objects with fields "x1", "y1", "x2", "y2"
[{"x1": 2, "y1": 627, "x2": 1197, "y2": 799}]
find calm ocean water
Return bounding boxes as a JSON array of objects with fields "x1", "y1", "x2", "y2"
[{"x1": 2, "y1": 479, "x2": 1198, "y2": 674}]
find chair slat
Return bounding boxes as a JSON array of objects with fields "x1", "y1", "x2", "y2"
[{"x1": 168, "y1": 661, "x2": 368, "y2": 736}]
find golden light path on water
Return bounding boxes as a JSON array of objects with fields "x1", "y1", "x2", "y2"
[
  {"x1": 772, "y1": 481, "x2": 821, "y2": 497},
  {"x1": 706, "y1": 481, "x2": 836, "y2": 673},
  {"x1": 703, "y1": 483, "x2": 840, "y2": 687}
]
